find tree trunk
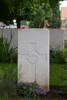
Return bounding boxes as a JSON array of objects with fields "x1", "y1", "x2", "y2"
[{"x1": 16, "y1": 18, "x2": 21, "y2": 28}]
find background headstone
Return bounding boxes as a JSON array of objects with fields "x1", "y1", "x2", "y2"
[
  {"x1": 50, "y1": 29, "x2": 64, "y2": 50},
  {"x1": 0, "y1": 29, "x2": 65, "y2": 51},
  {"x1": 0, "y1": 29, "x2": 18, "y2": 49}
]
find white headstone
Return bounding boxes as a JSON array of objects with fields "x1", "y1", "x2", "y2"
[{"x1": 18, "y1": 29, "x2": 49, "y2": 91}]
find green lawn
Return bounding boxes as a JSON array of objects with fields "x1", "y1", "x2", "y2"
[
  {"x1": 64, "y1": 48, "x2": 67, "y2": 52},
  {"x1": 64, "y1": 48, "x2": 67, "y2": 54},
  {"x1": 0, "y1": 63, "x2": 67, "y2": 99},
  {"x1": 0, "y1": 63, "x2": 17, "y2": 81},
  {"x1": 0, "y1": 63, "x2": 67, "y2": 86},
  {"x1": 50, "y1": 64, "x2": 67, "y2": 86},
  {"x1": 0, "y1": 63, "x2": 17, "y2": 69}
]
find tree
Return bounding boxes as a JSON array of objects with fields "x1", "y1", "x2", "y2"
[
  {"x1": 29, "y1": 2, "x2": 52, "y2": 28},
  {"x1": 0, "y1": 0, "x2": 10, "y2": 24},
  {"x1": 0, "y1": 0, "x2": 61, "y2": 28},
  {"x1": 48, "y1": 0, "x2": 61, "y2": 28},
  {"x1": 29, "y1": 0, "x2": 61, "y2": 28},
  {"x1": 0, "y1": 0, "x2": 33, "y2": 28}
]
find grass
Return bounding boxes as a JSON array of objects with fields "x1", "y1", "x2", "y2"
[
  {"x1": 50, "y1": 64, "x2": 67, "y2": 86},
  {"x1": 0, "y1": 63, "x2": 17, "y2": 69},
  {"x1": 0, "y1": 97, "x2": 47, "y2": 100},
  {"x1": 0, "y1": 61, "x2": 67, "y2": 99},
  {"x1": 64, "y1": 48, "x2": 67, "y2": 58},
  {"x1": 64, "y1": 48, "x2": 67, "y2": 52},
  {"x1": 50, "y1": 48, "x2": 67, "y2": 86},
  {"x1": 0, "y1": 63, "x2": 17, "y2": 73},
  {"x1": 0, "y1": 63, "x2": 67, "y2": 86},
  {"x1": 0, "y1": 98, "x2": 35, "y2": 100},
  {"x1": 0, "y1": 63, "x2": 17, "y2": 80}
]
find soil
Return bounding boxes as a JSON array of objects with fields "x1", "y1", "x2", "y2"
[
  {"x1": 46, "y1": 86, "x2": 67, "y2": 100},
  {"x1": 3, "y1": 86, "x2": 67, "y2": 100}
]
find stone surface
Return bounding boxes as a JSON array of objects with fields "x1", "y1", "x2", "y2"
[
  {"x1": 64, "y1": 30, "x2": 67, "y2": 40},
  {"x1": 0, "y1": 29, "x2": 64, "y2": 51},
  {"x1": 50, "y1": 29, "x2": 64, "y2": 50},
  {"x1": 0, "y1": 29, "x2": 18, "y2": 48},
  {"x1": 18, "y1": 29, "x2": 49, "y2": 91},
  {"x1": 0, "y1": 29, "x2": 2, "y2": 37}
]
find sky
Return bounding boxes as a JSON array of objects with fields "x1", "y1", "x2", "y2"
[{"x1": 60, "y1": 0, "x2": 67, "y2": 8}]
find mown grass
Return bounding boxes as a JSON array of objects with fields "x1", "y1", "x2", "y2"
[
  {"x1": 0, "y1": 63, "x2": 17, "y2": 81},
  {"x1": 50, "y1": 48, "x2": 67, "y2": 86},
  {"x1": 0, "y1": 63, "x2": 17, "y2": 70},
  {"x1": 64, "y1": 48, "x2": 67, "y2": 52},
  {"x1": 0, "y1": 63, "x2": 67, "y2": 99},
  {"x1": 50, "y1": 64, "x2": 67, "y2": 86},
  {"x1": 0, "y1": 63, "x2": 67, "y2": 86},
  {"x1": 0, "y1": 63, "x2": 17, "y2": 73}
]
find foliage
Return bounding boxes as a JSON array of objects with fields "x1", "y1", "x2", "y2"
[
  {"x1": 17, "y1": 82, "x2": 46, "y2": 98},
  {"x1": 0, "y1": 63, "x2": 17, "y2": 97},
  {"x1": 29, "y1": 1, "x2": 61, "y2": 28},
  {"x1": 49, "y1": 0, "x2": 60, "y2": 8},
  {"x1": 48, "y1": 14, "x2": 61, "y2": 28},
  {"x1": 0, "y1": 0, "x2": 61, "y2": 28},
  {"x1": 0, "y1": 35, "x2": 17, "y2": 63},
  {"x1": 64, "y1": 48, "x2": 67, "y2": 63},
  {"x1": 0, "y1": 0, "x2": 33, "y2": 27},
  {"x1": 64, "y1": 40, "x2": 67, "y2": 48},
  {"x1": 47, "y1": 3, "x2": 61, "y2": 28},
  {"x1": 29, "y1": 8, "x2": 45, "y2": 28},
  {"x1": 0, "y1": 0, "x2": 10, "y2": 24},
  {"x1": 50, "y1": 49, "x2": 65, "y2": 64},
  {"x1": 64, "y1": 58, "x2": 67, "y2": 64},
  {"x1": 29, "y1": 2, "x2": 52, "y2": 28}
]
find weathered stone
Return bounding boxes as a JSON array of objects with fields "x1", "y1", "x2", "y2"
[{"x1": 18, "y1": 29, "x2": 49, "y2": 91}]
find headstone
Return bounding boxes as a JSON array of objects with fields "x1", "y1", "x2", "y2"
[
  {"x1": 64, "y1": 30, "x2": 67, "y2": 40},
  {"x1": 50, "y1": 29, "x2": 64, "y2": 50},
  {"x1": 18, "y1": 29, "x2": 49, "y2": 91},
  {"x1": 0, "y1": 29, "x2": 2, "y2": 37},
  {"x1": 0, "y1": 29, "x2": 18, "y2": 49}
]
